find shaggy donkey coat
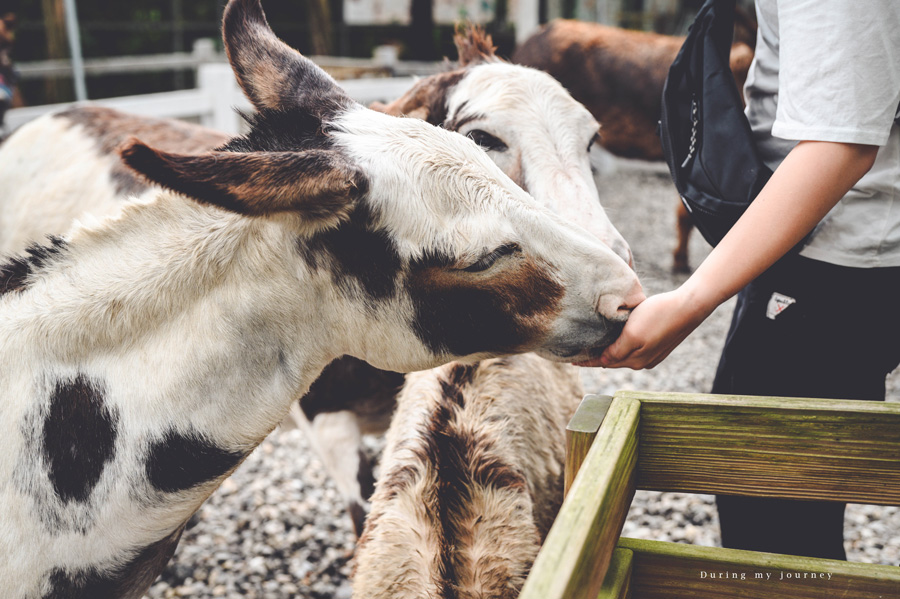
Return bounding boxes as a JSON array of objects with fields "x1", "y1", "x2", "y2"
[
  {"x1": 0, "y1": 1, "x2": 641, "y2": 597},
  {"x1": 352, "y1": 354, "x2": 583, "y2": 599}
]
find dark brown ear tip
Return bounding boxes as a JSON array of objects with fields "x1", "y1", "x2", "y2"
[
  {"x1": 223, "y1": 0, "x2": 267, "y2": 33},
  {"x1": 118, "y1": 137, "x2": 154, "y2": 165}
]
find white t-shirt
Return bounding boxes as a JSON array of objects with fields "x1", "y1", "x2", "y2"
[{"x1": 745, "y1": 0, "x2": 900, "y2": 267}]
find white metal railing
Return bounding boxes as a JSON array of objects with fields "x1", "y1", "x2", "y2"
[{"x1": 4, "y1": 62, "x2": 420, "y2": 135}]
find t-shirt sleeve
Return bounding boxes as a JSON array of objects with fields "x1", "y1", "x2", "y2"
[{"x1": 773, "y1": 0, "x2": 900, "y2": 146}]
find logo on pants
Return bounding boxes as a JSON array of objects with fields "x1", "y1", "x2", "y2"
[{"x1": 766, "y1": 292, "x2": 796, "y2": 320}]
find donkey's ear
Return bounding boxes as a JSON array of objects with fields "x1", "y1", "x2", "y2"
[
  {"x1": 368, "y1": 98, "x2": 427, "y2": 122},
  {"x1": 454, "y1": 24, "x2": 500, "y2": 66},
  {"x1": 222, "y1": 0, "x2": 353, "y2": 118},
  {"x1": 120, "y1": 138, "x2": 366, "y2": 227}
]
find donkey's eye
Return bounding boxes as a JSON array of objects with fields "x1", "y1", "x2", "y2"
[
  {"x1": 467, "y1": 130, "x2": 509, "y2": 152},
  {"x1": 588, "y1": 132, "x2": 602, "y2": 152},
  {"x1": 462, "y1": 243, "x2": 521, "y2": 273}
]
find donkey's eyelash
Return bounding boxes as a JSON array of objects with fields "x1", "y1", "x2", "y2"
[
  {"x1": 466, "y1": 130, "x2": 509, "y2": 152},
  {"x1": 462, "y1": 243, "x2": 521, "y2": 272},
  {"x1": 588, "y1": 132, "x2": 602, "y2": 152}
]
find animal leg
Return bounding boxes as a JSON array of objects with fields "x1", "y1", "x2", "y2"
[
  {"x1": 290, "y1": 404, "x2": 373, "y2": 536},
  {"x1": 673, "y1": 196, "x2": 694, "y2": 273}
]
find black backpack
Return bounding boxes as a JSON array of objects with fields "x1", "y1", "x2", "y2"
[{"x1": 659, "y1": 0, "x2": 770, "y2": 247}]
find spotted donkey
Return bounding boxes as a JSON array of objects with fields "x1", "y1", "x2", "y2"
[
  {"x1": 0, "y1": 0, "x2": 642, "y2": 596},
  {"x1": 0, "y1": 27, "x2": 638, "y2": 537},
  {"x1": 299, "y1": 26, "x2": 639, "y2": 534}
]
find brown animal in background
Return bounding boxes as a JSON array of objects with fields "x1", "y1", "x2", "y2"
[{"x1": 513, "y1": 16, "x2": 756, "y2": 272}]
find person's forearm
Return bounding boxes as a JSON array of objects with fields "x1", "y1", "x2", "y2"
[
  {"x1": 682, "y1": 141, "x2": 879, "y2": 314},
  {"x1": 593, "y1": 140, "x2": 879, "y2": 370}
]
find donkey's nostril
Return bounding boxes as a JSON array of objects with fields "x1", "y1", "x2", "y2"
[{"x1": 598, "y1": 279, "x2": 645, "y2": 321}]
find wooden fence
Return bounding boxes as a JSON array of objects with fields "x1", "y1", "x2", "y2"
[{"x1": 523, "y1": 391, "x2": 900, "y2": 599}]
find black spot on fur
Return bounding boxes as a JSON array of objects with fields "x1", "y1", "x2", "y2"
[
  {"x1": 299, "y1": 356, "x2": 404, "y2": 420},
  {"x1": 41, "y1": 374, "x2": 117, "y2": 504},
  {"x1": 0, "y1": 236, "x2": 67, "y2": 296},
  {"x1": 297, "y1": 203, "x2": 402, "y2": 303},
  {"x1": 146, "y1": 430, "x2": 244, "y2": 493},
  {"x1": 42, "y1": 525, "x2": 185, "y2": 599},
  {"x1": 408, "y1": 252, "x2": 563, "y2": 356}
]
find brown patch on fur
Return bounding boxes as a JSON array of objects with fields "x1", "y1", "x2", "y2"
[
  {"x1": 120, "y1": 139, "x2": 366, "y2": 224},
  {"x1": 454, "y1": 24, "x2": 500, "y2": 66},
  {"x1": 409, "y1": 254, "x2": 564, "y2": 357},
  {"x1": 222, "y1": 0, "x2": 352, "y2": 118},
  {"x1": 420, "y1": 383, "x2": 529, "y2": 599},
  {"x1": 446, "y1": 363, "x2": 477, "y2": 388},
  {"x1": 55, "y1": 106, "x2": 228, "y2": 197},
  {"x1": 369, "y1": 70, "x2": 466, "y2": 126}
]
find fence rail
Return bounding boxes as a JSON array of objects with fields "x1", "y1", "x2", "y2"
[
  {"x1": 15, "y1": 39, "x2": 444, "y2": 80},
  {"x1": 522, "y1": 391, "x2": 900, "y2": 599},
  {"x1": 5, "y1": 61, "x2": 420, "y2": 135}
]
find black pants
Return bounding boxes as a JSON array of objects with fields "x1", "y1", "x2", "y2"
[{"x1": 711, "y1": 254, "x2": 900, "y2": 560}]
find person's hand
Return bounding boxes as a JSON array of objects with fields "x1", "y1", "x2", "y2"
[{"x1": 576, "y1": 287, "x2": 713, "y2": 370}]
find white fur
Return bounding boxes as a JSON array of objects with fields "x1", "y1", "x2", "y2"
[
  {"x1": 0, "y1": 115, "x2": 154, "y2": 255},
  {"x1": 446, "y1": 62, "x2": 632, "y2": 265}
]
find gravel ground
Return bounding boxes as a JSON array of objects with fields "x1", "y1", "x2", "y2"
[{"x1": 144, "y1": 159, "x2": 900, "y2": 598}]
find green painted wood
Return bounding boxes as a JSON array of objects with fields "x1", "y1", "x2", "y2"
[
  {"x1": 520, "y1": 396, "x2": 640, "y2": 599},
  {"x1": 615, "y1": 391, "x2": 900, "y2": 505},
  {"x1": 566, "y1": 394, "x2": 614, "y2": 496},
  {"x1": 618, "y1": 537, "x2": 900, "y2": 598},
  {"x1": 598, "y1": 548, "x2": 633, "y2": 599}
]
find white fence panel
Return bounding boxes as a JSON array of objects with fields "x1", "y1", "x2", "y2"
[{"x1": 5, "y1": 64, "x2": 418, "y2": 135}]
